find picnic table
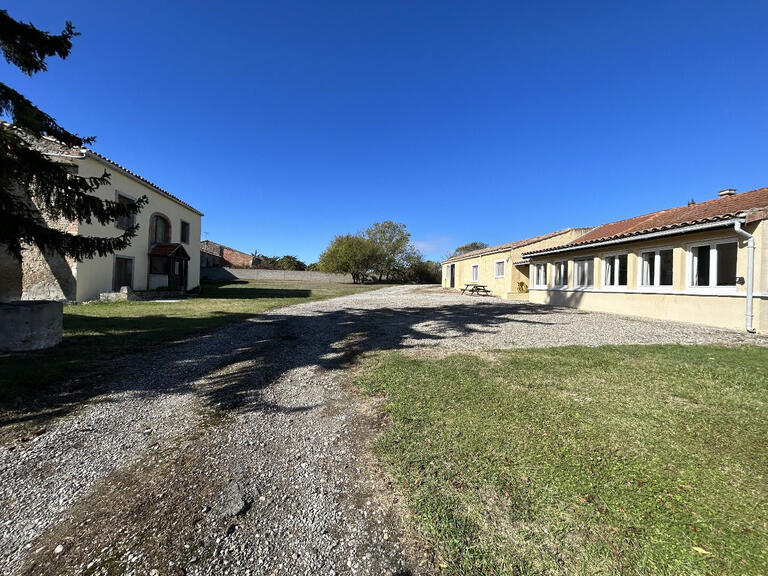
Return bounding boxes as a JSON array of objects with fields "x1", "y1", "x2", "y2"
[{"x1": 460, "y1": 283, "x2": 493, "y2": 296}]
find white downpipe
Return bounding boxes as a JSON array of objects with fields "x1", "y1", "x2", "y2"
[{"x1": 733, "y1": 222, "x2": 756, "y2": 333}]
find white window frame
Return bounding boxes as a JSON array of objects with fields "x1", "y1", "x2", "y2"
[
  {"x1": 532, "y1": 263, "x2": 547, "y2": 288},
  {"x1": 471, "y1": 264, "x2": 479, "y2": 282},
  {"x1": 573, "y1": 256, "x2": 594, "y2": 288},
  {"x1": 686, "y1": 238, "x2": 739, "y2": 291},
  {"x1": 553, "y1": 260, "x2": 568, "y2": 288},
  {"x1": 637, "y1": 246, "x2": 674, "y2": 291},
  {"x1": 602, "y1": 252, "x2": 629, "y2": 289},
  {"x1": 494, "y1": 259, "x2": 505, "y2": 279}
]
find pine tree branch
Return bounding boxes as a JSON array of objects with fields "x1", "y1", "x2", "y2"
[{"x1": 0, "y1": 10, "x2": 78, "y2": 75}]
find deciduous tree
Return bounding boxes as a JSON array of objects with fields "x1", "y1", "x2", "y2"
[
  {"x1": 365, "y1": 221, "x2": 412, "y2": 281},
  {"x1": 449, "y1": 241, "x2": 488, "y2": 258},
  {"x1": 318, "y1": 234, "x2": 378, "y2": 284}
]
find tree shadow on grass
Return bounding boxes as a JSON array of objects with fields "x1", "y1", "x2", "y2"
[
  {"x1": 0, "y1": 297, "x2": 562, "y2": 429},
  {"x1": 199, "y1": 287, "x2": 312, "y2": 300}
]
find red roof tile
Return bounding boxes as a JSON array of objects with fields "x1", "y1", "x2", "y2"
[
  {"x1": 525, "y1": 187, "x2": 768, "y2": 255},
  {"x1": 443, "y1": 228, "x2": 590, "y2": 263},
  {"x1": 149, "y1": 243, "x2": 190, "y2": 259}
]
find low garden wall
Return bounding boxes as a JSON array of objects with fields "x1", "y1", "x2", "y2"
[{"x1": 201, "y1": 267, "x2": 353, "y2": 283}]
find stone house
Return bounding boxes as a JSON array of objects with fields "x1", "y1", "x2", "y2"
[
  {"x1": 523, "y1": 188, "x2": 768, "y2": 332},
  {"x1": 0, "y1": 130, "x2": 203, "y2": 302}
]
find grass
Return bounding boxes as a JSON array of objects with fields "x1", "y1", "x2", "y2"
[
  {"x1": 0, "y1": 280, "x2": 378, "y2": 406},
  {"x1": 357, "y1": 345, "x2": 768, "y2": 575}
]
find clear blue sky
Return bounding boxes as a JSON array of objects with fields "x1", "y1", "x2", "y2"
[{"x1": 5, "y1": 2, "x2": 768, "y2": 263}]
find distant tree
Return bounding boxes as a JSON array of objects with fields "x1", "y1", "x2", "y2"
[
  {"x1": 365, "y1": 220, "x2": 412, "y2": 281},
  {"x1": 0, "y1": 10, "x2": 145, "y2": 262},
  {"x1": 407, "y1": 259, "x2": 441, "y2": 284},
  {"x1": 275, "y1": 255, "x2": 307, "y2": 271},
  {"x1": 306, "y1": 262, "x2": 320, "y2": 271},
  {"x1": 449, "y1": 242, "x2": 488, "y2": 258},
  {"x1": 318, "y1": 234, "x2": 378, "y2": 284}
]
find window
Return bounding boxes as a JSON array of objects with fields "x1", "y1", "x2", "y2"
[
  {"x1": 603, "y1": 254, "x2": 628, "y2": 287},
  {"x1": 113, "y1": 257, "x2": 133, "y2": 291},
  {"x1": 494, "y1": 260, "x2": 505, "y2": 278},
  {"x1": 180, "y1": 220, "x2": 190, "y2": 244},
  {"x1": 690, "y1": 240, "x2": 738, "y2": 287},
  {"x1": 553, "y1": 261, "x2": 568, "y2": 287},
  {"x1": 115, "y1": 194, "x2": 135, "y2": 229},
  {"x1": 574, "y1": 258, "x2": 593, "y2": 287},
  {"x1": 640, "y1": 248, "x2": 673, "y2": 287},
  {"x1": 150, "y1": 214, "x2": 170, "y2": 245},
  {"x1": 533, "y1": 263, "x2": 547, "y2": 287},
  {"x1": 471, "y1": 264, "x2": 479, "y2": 282}
]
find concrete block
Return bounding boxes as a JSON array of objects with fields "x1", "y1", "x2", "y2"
[{"x1": 0, "y1": 300, "x2": 63, "y2": 352}]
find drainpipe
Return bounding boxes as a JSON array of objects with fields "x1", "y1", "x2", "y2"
[{"x1": 733, "y1": 222, "x2": 756, "y2": 333}]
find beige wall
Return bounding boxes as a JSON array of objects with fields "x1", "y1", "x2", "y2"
[
  {"x1": 74, "y1": 156, "x2": 201, "y2": 301},
  {"x1": 442, "y1": 229, "x2": 590, "y2": 299},
  {"x1": 528, "y1": 222, "x2": 766, "y2": 332}
]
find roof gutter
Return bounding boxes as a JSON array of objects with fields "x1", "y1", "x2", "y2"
[
  {"x1": 733, "y1": 222, "x2": 756, "y2": 333},
  {"x1": 523, "y1": 218, "x2": 744, "y2": 258}
]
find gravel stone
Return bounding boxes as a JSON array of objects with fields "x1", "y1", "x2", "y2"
[{"x1": 1, "y1": 285, "x2": 765, "y2": 575}]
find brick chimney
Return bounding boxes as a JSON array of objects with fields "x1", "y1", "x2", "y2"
[{"x1": 718, "y1": 188, "x2": 737, "y2": 198}]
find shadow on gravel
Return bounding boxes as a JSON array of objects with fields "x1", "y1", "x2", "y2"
[{"x1": 1, "y1": 299, "x2": 559, "y2": 428}]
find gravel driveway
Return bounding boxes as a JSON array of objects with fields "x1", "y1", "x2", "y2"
[{"x1": 2, "y1": 286, "x2": 765, "y2": 575}]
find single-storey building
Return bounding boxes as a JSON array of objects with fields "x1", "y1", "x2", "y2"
[
  {"x1": 523, "y1": 188, "x2": 768, "y2": 332},
  {"x1": 442, "y1": 228, "x2": 593, "y2": 299},
  {"x1": 0, "y1": 129, "x2": 203, "y2": 302}
]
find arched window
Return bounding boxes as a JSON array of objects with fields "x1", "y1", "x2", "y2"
[{"x1": 150, "y1": 213, "x2": 171, "y2": 245}]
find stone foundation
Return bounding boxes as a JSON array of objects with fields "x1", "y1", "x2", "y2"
[{"x1": 0, "y1": 301, "x2": 63, "y2": 352}]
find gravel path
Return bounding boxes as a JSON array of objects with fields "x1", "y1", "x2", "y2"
[{"x1": 1, "y1": 286, "x2": 765, "y2": 575}]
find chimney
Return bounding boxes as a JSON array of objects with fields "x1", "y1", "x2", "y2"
[{"x1": 718, "y1": 188, "x2": 737, "y2": 198}]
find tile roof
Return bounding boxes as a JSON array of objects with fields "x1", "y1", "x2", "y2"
[
  {"x1": 4, "y1": 122, "x2": 203, "y2": 216},
  {"x1": 443, "y1": 228, "x2": 589, "y2": 264},
  {"x1": 149, "y1": 243, "x2": 190, "y2": 259},
  {"x1": 525, "y1": 187, "x2": 768, "y2": 256},
  {"x1": 85, "y1": 150, "x2": 203, "y2": 216}
]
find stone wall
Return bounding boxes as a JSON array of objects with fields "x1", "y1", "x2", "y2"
[
  {"x1": 0, "y1": 182, "x2": 78, "y2": 302},
  {"x1": 201, "y1": 267, "x2": 354, "y2": 283}
]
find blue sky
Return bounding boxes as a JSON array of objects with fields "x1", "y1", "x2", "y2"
[{"x1": 5, "y1": 2, "x2": 768, "y2": 263}]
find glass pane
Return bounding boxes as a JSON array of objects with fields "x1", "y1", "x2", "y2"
[
  {"x1": 641, "y1": 252, "x2": 654, "y2": 286},
  {"x1": 576, "y1": 259, "x2": 592, "y2": 286},
  {"x1": 618, "y1": 254, "x2": 628, "y2": 285},
  {"x1": 604, "y1": 257, "x2": 614, "y2": 286},
  {"x1": 693, "y1": 245, "x2": 710, "y2": 286},
  {"x1": 716, "y1": 242, "x2": 737, "y2": 286},
  {"x1": 659, "y1": 249, "x2": 673, "y2": 286}
]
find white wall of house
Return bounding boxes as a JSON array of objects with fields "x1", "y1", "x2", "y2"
[{"x1": 74, "y1": 156, "x2": 201, "y2": 301}]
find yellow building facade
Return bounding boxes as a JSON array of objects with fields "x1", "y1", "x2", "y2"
[
  {"x1": 441, "y1": 229, "x2": 592, "y2": 300},
  {"x1": 524, "y1": 189, "x2": 768, "y2": 332}
]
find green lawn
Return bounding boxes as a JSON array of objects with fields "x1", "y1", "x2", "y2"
[
  {"x1": 357, "y1": 345, "x2": 768, "y2": 575},
  {"x1": 0, "y1": 280, "x2": 378, "y2": 406}
]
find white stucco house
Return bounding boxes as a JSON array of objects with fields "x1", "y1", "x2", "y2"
[{"x1": 0, "y1": 127, "x2": 203, "y2": 302}]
